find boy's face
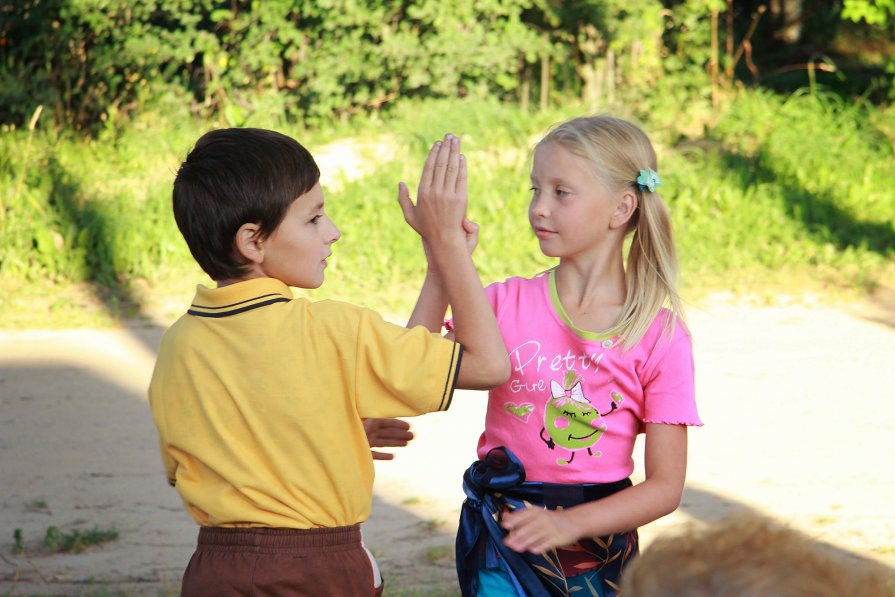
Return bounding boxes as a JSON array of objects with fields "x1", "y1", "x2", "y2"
[{"x1": 258, "y1": 182, "x2": 340, "y2": 288}]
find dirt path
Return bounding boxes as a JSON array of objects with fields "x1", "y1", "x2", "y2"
[{"x1": 1, "y1": 299, "x2": 894, "y2": 595}]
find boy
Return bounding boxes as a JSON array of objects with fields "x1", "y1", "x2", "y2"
[{"x1": 149, "y1": 128, "x2": 509, "y2": 596}]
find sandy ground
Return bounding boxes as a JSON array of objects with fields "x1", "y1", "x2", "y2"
[{"x1": 1, "y1": 297, "x2": 894, "y2": 595}]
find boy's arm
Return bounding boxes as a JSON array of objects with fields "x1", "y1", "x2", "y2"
[{"x1": 398, "y1": 134, "x2": 509, "y2": 390}]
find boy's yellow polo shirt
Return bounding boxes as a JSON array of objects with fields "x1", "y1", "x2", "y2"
[{"x1": 149, "y1": 277, "x2": 461, "y2": 529}]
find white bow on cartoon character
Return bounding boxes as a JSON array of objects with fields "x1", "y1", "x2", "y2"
[{"x1": 550, "y1": 380, "x2": 590, "y2": 404}]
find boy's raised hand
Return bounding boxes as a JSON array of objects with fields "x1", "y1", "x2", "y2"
[
  {"x1": 400, "y1": 133, "x2": 510, "y2": 390},
  {"x1": 397, "y1": 133, "x2": 468, "y2": 248}
]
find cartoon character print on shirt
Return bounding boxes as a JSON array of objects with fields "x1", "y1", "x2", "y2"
[{"x1": 540, "y1": 370, "x2": 624, "y2": 466}]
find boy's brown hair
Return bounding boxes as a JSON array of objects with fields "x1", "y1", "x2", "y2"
[{"x1": 173, "y1": 128, "x2": 320, "y2": 281}]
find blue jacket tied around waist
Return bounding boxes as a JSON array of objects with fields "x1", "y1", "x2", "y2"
[{"x1": 456, "y1": 447, "x2": 637, "y2": 597}]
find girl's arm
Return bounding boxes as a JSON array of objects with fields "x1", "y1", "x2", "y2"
[
  {"x1": 500, "y1": 423, "x2": 688, "y2": 554},
  {"x1": 407, "y1": 264, "x2": 448, "y2": 333},
  {"x1": 406, "y1": 215, "x2": 479, "y2": 333}
]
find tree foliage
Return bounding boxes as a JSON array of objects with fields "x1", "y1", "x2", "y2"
[
  {"x1": 1, "y1": 0, "x2": 546, "y2": 128},
  {"x1": 0, "y1": 1, "x2": 891, "y2": 131},
  {"x1": 843, "y1": 0, "x2": 895, "y2": 26}
]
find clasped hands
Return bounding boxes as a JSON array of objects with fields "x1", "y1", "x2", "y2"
[{"x1": 398, "y1": 133, "x2": 478, "y2": 257}]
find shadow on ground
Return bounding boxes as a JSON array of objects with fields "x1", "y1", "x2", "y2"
[{"x1": 0, "y1": 336, "x2": 458, "y2": 596}]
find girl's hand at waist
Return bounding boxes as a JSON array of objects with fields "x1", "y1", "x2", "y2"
[{"x1": 500, "y1": 506, "x2": 580, "y2": 555}]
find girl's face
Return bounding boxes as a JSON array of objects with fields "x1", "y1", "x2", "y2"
[{"x1": 528, "y1": 142, "x2": 621, "y2": 261}]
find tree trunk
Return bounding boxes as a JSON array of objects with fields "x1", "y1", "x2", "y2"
[{"x1": 770, "y1": 0, "x2": 803, "y2": 44}]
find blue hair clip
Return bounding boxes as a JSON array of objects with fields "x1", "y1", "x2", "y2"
[{"x1": 636, "y1": 169, "x2": 662, "y2": 193}]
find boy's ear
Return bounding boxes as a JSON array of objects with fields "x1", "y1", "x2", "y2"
[
  {"x1": 610, "y1": 190, "x2": 638, "y2": 230},
  {"x1": 234, "y1": 223, "x2": 265, "y2": 264}
]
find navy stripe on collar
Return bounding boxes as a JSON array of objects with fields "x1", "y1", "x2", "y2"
[{"x1": 188, "y1": 296, "x2": 291, "y2": 318}]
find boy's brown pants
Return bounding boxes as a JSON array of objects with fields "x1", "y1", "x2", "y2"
[{"x1": 181, "y1": 525, "x2": 384, "y2": 597}]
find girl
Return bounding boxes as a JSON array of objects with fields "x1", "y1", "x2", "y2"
[{"x1": 400, "y1": 117, "x2": 702, "y2": 596}]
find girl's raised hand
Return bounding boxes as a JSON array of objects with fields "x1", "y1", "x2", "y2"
[
  {"x1": 500, "y1": 506, "x2": 580, "y2": 554},
  {"x1": 461, "y1": 216, "x2": 479, "y2": 256},
  {"x1": 397, "y1": 133, "x2": 468, "y2": 247}
]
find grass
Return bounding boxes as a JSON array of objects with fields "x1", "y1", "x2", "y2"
[
  {"x1": 811, "y1": 515, "x2": 839, "y2": 527},
  {"x1": 42, "y1": 525, "x2": 119, "y2": 554},
  {"x1": 1, "y1": 91, "x2": 893, "y2": 328},
  {"x1": 24, "y1": 500, "x2": 49, "y2": 513},
  {"x1": 9, "y1": 524, "x2": 120, "y2": 555},
  {"x1": 425, "y1": 544, "x2": 455, "y2": 564},
  {"x1": 422, "y1": 518, "x2": 447, "y2": 532}
]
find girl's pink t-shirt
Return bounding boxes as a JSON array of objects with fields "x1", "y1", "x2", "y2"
[{"x1": 476, "y1": 270, "x2": 701, "y2": 484}]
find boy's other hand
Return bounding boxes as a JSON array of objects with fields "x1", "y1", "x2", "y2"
[{"x1": 363, "y1": 418, "x2": 414, "y2": 461}]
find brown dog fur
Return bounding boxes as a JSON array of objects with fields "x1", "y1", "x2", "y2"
[{"x1": 621, "y1": 512, "x2": 895, "y2": 596}]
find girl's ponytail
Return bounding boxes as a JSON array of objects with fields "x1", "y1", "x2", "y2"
[{"x1": 618, "y1": 185, "x2": 684, "y2": 347}]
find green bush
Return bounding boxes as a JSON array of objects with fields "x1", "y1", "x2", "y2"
[{"x1": 1, "y1": 93, "x2": 893, "y2": 325}]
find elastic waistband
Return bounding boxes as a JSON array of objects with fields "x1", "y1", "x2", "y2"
[{"x1": 196, "y1": 525, "x2": 362, "y2": 554}]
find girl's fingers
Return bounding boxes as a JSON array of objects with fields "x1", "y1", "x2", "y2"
[
  {"x1": 396, "y1": 182, "x2": 417, "y2": 228},
  {"x1": 396, "y1": 181, "x2": 411, "y2": 212},
  {"x1": 505, "y1": 528, "x2": 547, "y2": 554}
]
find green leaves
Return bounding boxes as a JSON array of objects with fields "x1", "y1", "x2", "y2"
[
  {"x1": 1, "y1": 0, "x2": 547, "y2": 130},
  {"x1": 43, "y1": 524, "x2": 119, "y2": 553},
  {"x1": 843, "y1": 0, "x2": 895, "y2": 26}
]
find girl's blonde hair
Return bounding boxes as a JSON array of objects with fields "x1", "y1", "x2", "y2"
[{"x1": 538, "y1": 115, "x2": 684, "y2": 347}]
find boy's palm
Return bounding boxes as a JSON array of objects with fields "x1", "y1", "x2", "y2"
[{"x1": 397, "y1": 134, "x2": 468, "y2": 247}]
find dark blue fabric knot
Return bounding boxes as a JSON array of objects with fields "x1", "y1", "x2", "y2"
[{"x1": 455, "y1": 447, "x2": 635, "y2": 597}]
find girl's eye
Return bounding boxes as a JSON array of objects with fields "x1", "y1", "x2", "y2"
[
  {"x1": 310, "y1": 215, "x2": 322, "y2": 224},
  {"x1": 556, "y1": 188, "x2": 569, "y2": 197}
]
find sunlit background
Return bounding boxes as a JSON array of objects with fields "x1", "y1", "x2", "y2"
[{"x1": 1, "y1": 2, "x2": 894, "y2": 595}]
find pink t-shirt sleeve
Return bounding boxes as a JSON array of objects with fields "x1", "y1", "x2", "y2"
[
  {"x1": 485, "y1": 281, "x2": 502, "y2": 313},
  {"x1": 640, "y1": 320, "x2": 702, "y2": 426}
]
